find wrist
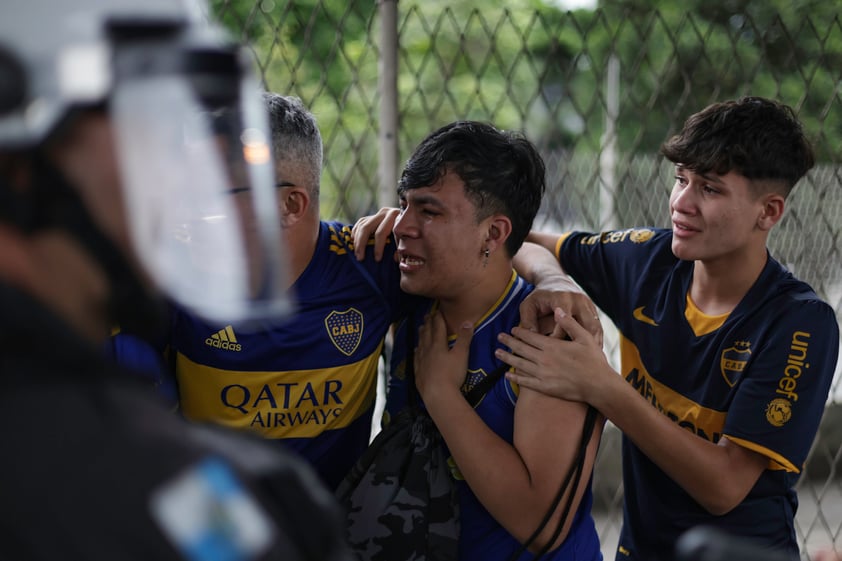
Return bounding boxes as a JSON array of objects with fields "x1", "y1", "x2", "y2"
[
  {"x1": 588, "y1": 365, "x2": 626, "y2": 415},
  {"x1": 533, "y1": 275, "x2": 582, "y2": 292},
  {"x1": 419, "y1": 382, "x2": 461, "y2": 411}
]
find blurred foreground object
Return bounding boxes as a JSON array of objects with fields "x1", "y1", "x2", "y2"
[
  {"x1": 676, "y1": 526, "x2": 797, "y2": 561},
  {"x1": 0, "y1": 1, "x2": 350, "y2": 560}
]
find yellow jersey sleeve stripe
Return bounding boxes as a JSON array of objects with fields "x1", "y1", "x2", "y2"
[{"x1": 722, "y1": 434, "x2": 800, "y2": 473}]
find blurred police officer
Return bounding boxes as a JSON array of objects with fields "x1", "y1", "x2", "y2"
[{"x1": 0, "y1": 1, "x2": 350, "y2": 560}]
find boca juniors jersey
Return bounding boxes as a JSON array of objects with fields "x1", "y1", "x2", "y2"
[
  {"x1": 557, "y1": 227, "x2": 839, "y2": 561},
  {"x1": 172, "y1": 221, "x2": 412, "y2": 489},
  {"x1": 387, "y1": 272, "x2": 602, "y2": 561}
]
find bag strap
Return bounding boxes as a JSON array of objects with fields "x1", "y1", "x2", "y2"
[
  {"x1": 507, "y1": 404, "x2": 599, "y2": 561},
  {"x1": 463, "y1": 363, "x2": 508, "y2": 408},
  {"x1": 404, "y1": 309, "x2": 598, "y2": 558}
]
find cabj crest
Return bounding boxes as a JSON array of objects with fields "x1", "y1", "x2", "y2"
[
  {"x1": 720, "y1": 341, "x2": 751, "y2": 387},
  {"x1": 325, "y1": 308, "x2": 364, "y2": 356}
]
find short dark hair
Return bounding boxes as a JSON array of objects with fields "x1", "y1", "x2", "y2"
[
  {"x1": 660, "y1": 96, "x2": 815, "y2": 196},
  {"x1": 397, "y1": 121, "x2": 545, "y2": 257}
]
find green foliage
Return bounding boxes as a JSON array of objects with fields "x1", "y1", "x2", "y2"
[{"x1": 208, "y1": 0, "x2": 842, "y2": 224}]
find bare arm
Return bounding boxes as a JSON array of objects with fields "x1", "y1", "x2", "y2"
[
  {"x1": 514, "y1": 241, "x2": 603, "y2": 345},
  {"x1": 415, "y1": 312, "x2": 601, "y2": 551},
  {"x1": 496, "y1": 309, "x2": 767, "y2": 515}
]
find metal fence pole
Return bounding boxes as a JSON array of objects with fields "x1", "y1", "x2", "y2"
[
  {"x1": 599, "y1": 53, "x2": 620, "y2": 232},
  {"x1": 377, "y1": 0, "x2": 399, "y2": 208}
]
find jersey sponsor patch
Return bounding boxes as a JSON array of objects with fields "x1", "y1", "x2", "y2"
[
  {"x1": 176, "y1": 347, "x2": 380, "y2": 438},
  {"x1": 620, "y1": 334, "x2": 726, "y2": 442},
  {"x1": 765, "y1": 398, "x2": 793, "y2": 427},
  {"x1": 578, "y1": 228, "x2": 655, "y2": 246},
  {"x1": 150, "y1": 457, "x2": 274, "y2": 561}
]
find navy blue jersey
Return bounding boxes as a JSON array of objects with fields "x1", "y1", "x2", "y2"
[
  {"x1": 388, "y1": 272, "x2": 602, "y2": 561},
  {"x1": 105, "y1": 330, "x2": 177, "y2": 406},
  {"x1": 557, "y1": 228, "x2": 839, "y2": 561},
  {"x1": 171, "y1": 221, "x2": 411, "y2": 490}
]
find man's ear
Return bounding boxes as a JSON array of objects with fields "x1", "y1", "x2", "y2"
[
  {"x1": 280, "y1": 187, "x2": 311, "y2": 226},
  {"x1": 485, "y1": 215, "x2": 513, "y2": 255},
  {"x1": 757, "y1": 193, "x2": 785, "y2": 231}
]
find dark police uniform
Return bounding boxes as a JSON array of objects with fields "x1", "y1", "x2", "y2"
[{"x1": 0, "y1": 283, "x2": 352, "y2": 561}]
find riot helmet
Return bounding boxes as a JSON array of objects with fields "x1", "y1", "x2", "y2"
[{"x1": 0, "y1": 0, "x2": 291, "y2": 324}]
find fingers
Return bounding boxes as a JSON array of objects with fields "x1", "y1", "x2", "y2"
[
  {"x1": 417, "y1": 311, "x2": 439, "y2": 349},
  {"x1": 497, "y1": 325, "x2": 546, "y2": 357},
  {"x1": 504, "y1": 369, "x2": 543, "y2": 392},
  {"x1": 372, "y1": 220, "x2": 392, "y2": 262},
  {"x1": 418, "y1": 311, "x2": 460, "y2": 355},
  {"x1": 517, "y1": 299, "x2": 541, "y2": 332},
  {"x1": 554, "y1": 308, "x2": 590, "y2": 341},
  {"x1": 495, "y1": 328, "x2": 557, "y2": 383},
  {"x1": 517, "y1": 290, "x2": 556, "y2": 332},
  {"x1": 351, "y1": 216, "x2": 373, "y2": 261},
  {"x1": 564, "y1": 292, "x2": 603, "y2": 344},
  {"x1": 350, "y1": 207, "x2": 399, "y2": 261},
  {"x1": 494, "y1": 345, "x2": 531, "y2": 373},
  {"x1": 575, "y1": 309, "x2": 603, "y2": 346},
  {"x1": 549, "y1": 311, "x2": 568, "y2": 340},
  {"x1": 517, "y1": 290, "x2": 603, "y2": 345},
  {"x1": 494, "y1": 345, "x2": 551, "y2": 394}
]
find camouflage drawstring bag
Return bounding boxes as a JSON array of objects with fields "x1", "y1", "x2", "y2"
[
  {"x1": 336, "y1": 313, "x2": 509, "y2": 561},
  {"x1": 335, "y1": 406, "x2": 459, "y2": 561}
]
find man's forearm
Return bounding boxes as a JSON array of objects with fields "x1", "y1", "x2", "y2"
[{"x1": 513, "y1": 240, "x2": 573, "y2": 287}]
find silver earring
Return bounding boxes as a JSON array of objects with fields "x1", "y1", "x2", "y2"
[{"x1": 483, "y1": 248, "x2": 490, "y2": 267}]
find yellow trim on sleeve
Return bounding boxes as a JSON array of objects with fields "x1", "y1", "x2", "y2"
[
  {"x1": 554, "y1": 232, "x2": 573, "y2": 260},
  {"x1": 722, "y1": 434, "x2": 800, "y2": 473}
]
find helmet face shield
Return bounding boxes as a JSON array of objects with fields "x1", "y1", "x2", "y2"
[{"x1": 111, "y1": 68, "x2": 290, "y2": 323}]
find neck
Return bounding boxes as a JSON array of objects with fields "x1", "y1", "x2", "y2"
[
  {"x1": 437, "y1": 264, "x2": 514, "y2": 334},
  {"x1": 283, "y1": 217, "x2": 320, "y2": 289},
  {"x1": 690, "y1": 249, "x2": 768, "y2": 315}
]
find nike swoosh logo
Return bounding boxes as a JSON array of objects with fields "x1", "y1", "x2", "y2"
[{"x1": 633, "y1": 306, "x2": 659, "y2": 326}]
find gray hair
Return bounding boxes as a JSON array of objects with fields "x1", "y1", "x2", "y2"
[{"x1": 262, "y1": 92, "x2": 323, "y2": 199}]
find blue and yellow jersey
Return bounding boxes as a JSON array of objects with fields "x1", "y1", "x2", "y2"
[
  {"x1": 171, "y1": 221, "x2": 411, "y2": 490},
  {"x1": 557, "y1": 228, "x2": 839, "y2": 561},
  {"x1": 388, "y1": 272, "x2": 601, "y2": 561}
]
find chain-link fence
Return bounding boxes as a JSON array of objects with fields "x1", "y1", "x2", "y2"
[{"x1": 212, "y1": 1, "x2": 842, "y2": 557}]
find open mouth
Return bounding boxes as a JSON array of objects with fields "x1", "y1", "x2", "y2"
[{"x1": 398, "y1": 250, "x2": 425, "y2": 270}]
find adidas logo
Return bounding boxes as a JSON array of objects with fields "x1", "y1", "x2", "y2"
[{"x1": 205, "y1": 325, "x2": 243, "y2": 352}]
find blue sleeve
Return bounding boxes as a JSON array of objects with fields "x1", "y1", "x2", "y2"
[
  {"x1": 329, "y1": 221, "x2": 417, "y2": 324},
  {"x1": 556, "y1": 227, "x2": 675, "y2": 323},
  {"x1": 106, "y1": 331, "x2": 178, "y2": 405},
  {"x1": 724, "y1": 298, "x2": 839, "y2": 471}
]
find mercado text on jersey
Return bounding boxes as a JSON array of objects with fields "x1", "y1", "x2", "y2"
[
  {"x1": 557, "y1": 227, "x2": 839, "y2": 561},
  {"x1": 387, "y1": 272, "x2": 602, "y2": 561},
  {"x1": 172, "y1": 221, "x2": 407, "y2": 489}
]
